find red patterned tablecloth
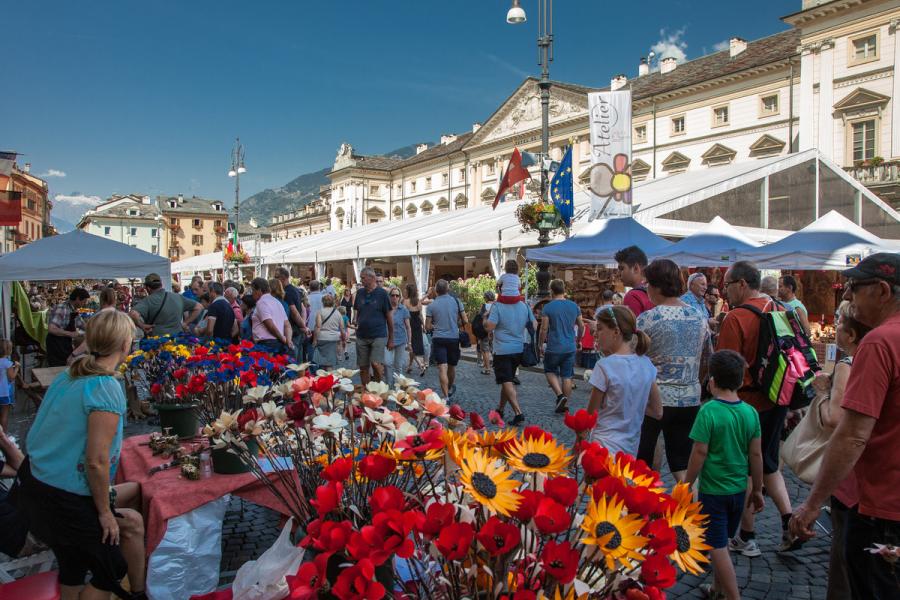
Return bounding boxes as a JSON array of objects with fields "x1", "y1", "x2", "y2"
[{"x1": 117, "y1": 434, "x2": 295, "y2": 556}]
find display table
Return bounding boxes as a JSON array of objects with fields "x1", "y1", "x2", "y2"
[
  {"x1": 30, "y1": 366, "x2": 66, "y2": 389},
  {"x1": 117, "y1": 434, "x2": 297, "y2": 599}
]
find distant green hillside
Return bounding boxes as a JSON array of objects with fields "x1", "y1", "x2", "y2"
[{"x1": 237, "y1": 143, "x2": 425, "y2": 226}]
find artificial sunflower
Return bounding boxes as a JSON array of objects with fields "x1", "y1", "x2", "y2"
[
  {"x1": 505, "y1": 435, "x2": 571, "y2": 476},
  {"x1": 581, "y1": 493, "x2": 648, "y2": 571},
  {"x1": 473, "y1": 428, "x2": 518, "y2": 457},
  {"x1": 669, "y1": 481, "x2": 704, "y2": 517},
  {"x1": 441, "y1": 429, "x2": 472, "y2": 466},
  {"x1": 378, "y1": 440, "x2": 444, "y2": 462},
  {"x1": 605, "y1": 453, "x2": 661, "y2": 491},
  {"x1": 458, "y1": 447, "x2": 521, "y2": 516},
  {"x1": 665, "y1": 504, "x2": 711, "y2": 575}
]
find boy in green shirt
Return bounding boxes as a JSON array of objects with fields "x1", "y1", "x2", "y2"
[{"x1": 686, "y1": 350, "x2": 765, "y2": 600}]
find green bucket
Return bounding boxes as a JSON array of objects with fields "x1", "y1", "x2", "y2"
[
  {"x1": 154, "y1": 403, "x2": 199, "y2": 439},
  {"x1": 211, "y1": 438, "x2": 259, "y2": 475}
]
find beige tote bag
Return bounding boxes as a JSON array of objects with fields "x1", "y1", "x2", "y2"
[{"x1": 781, "y1": 389, "x2": 834, "y2": 484}]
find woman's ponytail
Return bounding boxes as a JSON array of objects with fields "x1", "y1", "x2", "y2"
[{"x1": 633, "y1": 329, "x2": 651, "y2": 356}]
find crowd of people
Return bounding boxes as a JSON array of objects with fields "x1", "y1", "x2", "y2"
[{"x1": 0, "y1": 247, "x2": 897, "y2": 599}]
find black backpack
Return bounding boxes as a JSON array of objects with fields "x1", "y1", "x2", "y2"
[
  {"x1": 471, "y1": 304, "x2": 489, "y2": 340},
  {"x1": 737, "y1": 302, "x2": 820, "y2": 410}
]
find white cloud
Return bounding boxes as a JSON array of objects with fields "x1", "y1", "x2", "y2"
[
  {"x1": 483, "y1": 52, "x2": 531, "y2": 79},
  {"x1": 41, "y1": 169, "x2": 66, "y2": 178},
  {"x1": 54, "y1": 193, "x2": 101, "y2": 206},
  {"x1": 651, "y1": 28, "x2": 688, "y2": 64},
  {"x1": 713, "y1": 40, "x2": 730, "y2": 53}
]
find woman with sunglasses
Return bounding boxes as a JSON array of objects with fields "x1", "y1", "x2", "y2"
[{"x1": 385, "y1": 287, "x2": 412, "y2": 387}]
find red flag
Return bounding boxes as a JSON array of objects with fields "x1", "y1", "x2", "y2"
[
  {"x1": 493, "y1": 148, "x2": 532, "y2": 209},
  {"x1": 0, "y1": 191, "x2": 22, "y2": 226}
]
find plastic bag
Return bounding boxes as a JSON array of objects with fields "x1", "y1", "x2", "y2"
[{"x1": 232, "y1": 518, "x2": 304, "y2": 600}]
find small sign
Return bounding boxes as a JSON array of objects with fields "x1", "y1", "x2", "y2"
[
  {"x1": 825, "y1": 343, "x2": 838, "y2": 362},
  {"x1": 846, "y1": 254, "x2": 861, "y2": 266}
]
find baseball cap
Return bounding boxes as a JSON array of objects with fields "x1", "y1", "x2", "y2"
[
  {"x1": 841, "y1": 252, "x2": 900, "y2": 285},
  {"x1": 144, "y1": 273, "x2": 162, "y2": 286}
]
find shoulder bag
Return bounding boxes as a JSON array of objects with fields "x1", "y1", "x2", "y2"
[
  {"x1": 456, "y1": 298, "x2": 471, "y2": 348},
  {"x1": 780, "y1": 383, "x2": 834, "y2": 484},
  {"x1": 521, "y1": 319, "x2": 539, "y2": 368}
]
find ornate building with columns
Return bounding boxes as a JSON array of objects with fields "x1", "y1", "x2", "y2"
[{"x1": 279, "y1": 0, "x2": 900, "y2": 235}]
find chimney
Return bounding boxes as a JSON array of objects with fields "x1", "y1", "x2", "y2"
[
  {"x1": 472, "y1": 122, "x2": 482, "y2": 133},
  {"x1": 440, "y1": 134, "x2": 458, "y2": 145},
  {"x1": 729, "y1": 37, "x2": 747, "y2": 58},
  {"x1": 22, "y1": 163, "x2": 31, "y2": 173},
  {"x1": 638, "y1": 57, "x2": 650, "y2": 77},
  {"x1": 660, "y1": 57, "x2": 677, "y2": 74},
  {"x1": 610, "y1": 74, "x2": 627, "y2": 90},
  {"x1": 416, "y1": 143, "x2": 429, "y2": 155}
]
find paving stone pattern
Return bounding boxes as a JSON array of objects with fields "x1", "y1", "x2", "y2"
[{"x1": 3, "y1": 347, "x2": 833, "y2": 596}]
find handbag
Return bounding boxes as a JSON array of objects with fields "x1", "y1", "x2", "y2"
[
  {"x1": 456, "y1": 298, "x2": 472, "y2": 348},
  {"x1": 780, "y1": 387, "x2": 833, "y2": 484},
  {"x1": 521, "y1": 320, "x2": 539, "y2": 368}
]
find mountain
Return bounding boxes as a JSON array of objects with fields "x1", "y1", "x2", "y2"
[
  {"x1": 50, "y1": 193, "x2": 103, "y2": 232},
  {"x1": 237, "y1": 142, "x2": 426, "y2": 226}
]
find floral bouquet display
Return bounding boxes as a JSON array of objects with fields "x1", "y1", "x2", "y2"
[
  {"x1": 515, "y1": 201, "x2": 562, "y2": 234},
  {"x1": 224, "y1": 239, "x2": 251, "y2": 264},
  {"x1": 208, "y1": 370, "x2": 710, "y2": 600}
]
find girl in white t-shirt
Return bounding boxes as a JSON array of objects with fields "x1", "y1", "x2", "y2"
[
  {"x1": 586, "y1": 305, "x2": 662, "y2": 457},
  {"x1": 496, "y1": 260, "x2": 524, "y2": 304},
  {"x1": 0, "y1": 339, "x2": 19, "y2": 433}
]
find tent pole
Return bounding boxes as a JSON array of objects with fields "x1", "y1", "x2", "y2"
[
  {"x1": 814, "y1": 157, "x2": 821, "y2": 220},
  {"x1": 761, "y1": 176, "x2": 770, "y2": 231}
]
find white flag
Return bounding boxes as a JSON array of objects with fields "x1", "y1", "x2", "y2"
[{"x1": 587, "y1": 92, "x2": 632, "y2": 219}]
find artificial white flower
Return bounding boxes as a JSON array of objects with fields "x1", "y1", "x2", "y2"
[
  {"x1": 260, "y1": 401, "x2": 278, "y2": 418},
  {"x1": 334, "y1": 368, "x2": 360, "y2": 379},
  {"x1": 393, "y1": 421, "x2": 418, "y2": 440},
  {"x1": 312, "y1": 412, "x2": 349, "y2": 434},
  {"x1": 363, "y1": 407, "x2": 396, "y2": 433},
  {"x1": 366, "y1": 381, "x2": 390, "y2": 395},
  {"x1": 338, "y1": 378, "x2": 355, "y2": 393},
  {"x1": 243, "y1": 385, "x2": 270, "y2": 404},
  {"x1": 393, "y1": 374, "x2": 419, "y2": 389},
  {"x1": 286, "y1": 362, "x2": 311, "y2": 372}
]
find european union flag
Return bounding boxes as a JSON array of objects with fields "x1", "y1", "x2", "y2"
[{"x1": 550, "y1": 146, "x2": 574, "y2": 227}]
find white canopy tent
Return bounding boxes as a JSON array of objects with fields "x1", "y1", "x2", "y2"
[
  {"x1": 652, "y1": 216, "x2": 761, "y2": 267},
  {"x1": 525, "y1": 216, "x2": 672, "y2": 265},
  {"x1": 741, "y1": 210, "x2": 900, "y2": 269}
]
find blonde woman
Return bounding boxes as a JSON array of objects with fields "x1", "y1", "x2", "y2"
[{"x1": 18, "y1": 310, "x2": 147, "y2": 600}]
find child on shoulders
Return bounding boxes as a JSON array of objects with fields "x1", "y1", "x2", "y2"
[
  {"x1": 685, "y1": 349, "x2": 764, "y2": 600},
  {"x1": 496, "y1": 259, "x2": 524, "y2": 304}
]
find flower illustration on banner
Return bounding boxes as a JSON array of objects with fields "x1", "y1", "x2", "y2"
[{"x1": 589, "y1": 153, "x2": 633, "y2": 205}]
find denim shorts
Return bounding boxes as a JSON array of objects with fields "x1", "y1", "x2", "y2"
[
  {"x1": 699, "y1": 491, "x2": 745, "y2": 549},
  {"x1": 543, "y1": 351, "x2": 575, "y2": 379}
]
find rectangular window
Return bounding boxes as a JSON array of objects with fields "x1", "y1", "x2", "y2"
[
  {"x1": 634, "y1": 125, "x2": 647, "y2": 142},
  {"x1": 104, "y1": 226, "x2": 111, "y2": 235},
  {"x1": 192, "y1": 234, "x2": 204, "y2": 246},
  {"x1": 151, "y1": 245, "x2": 157, "y2": 254},
  {"x1": 852, "y1": 119, "x2": 877, "y2": 163},
  {"x1": 194, "y1": 250, "x2": 201, "y2": 256},
  {"x1": 369, "y1": 185, "x2": 379, "y2": 196},
  {"x1": 713, "y1": 105, "x2": 729, "y2": 127},
  {"x1": 151, "y1": 228, "x2": 157, "y2": 237},
  {"x1": 441, "y1": 173, "x2": 448, "y2": 186},
  {"x1": 425, "y1": 177, "x2": 432, "y2": 190},
  {"x1": 671, "y1": 116, "x2": 685, "y2": 135},
  {"x1": 458, "y1": 168, "x2": 465, "y2": 182},
  {"x1": 193, "y1": 218, "x2": 201, "y2": 227},
  {"x1": 410, "y1": 181, "x2": 416, "y2": 193},
  {"x1": 486, "y1": 163, "x2": 495, "y2": 176},
  {"x1": 760, "y1": 94, "x2": 779, "y2": 117},
  {"x1": 170, "y1": 217, "x2": 178, "y2": 225},
  {"x1": 129, "y1": 227, "x2": 137, "y2": 236},
  {"x1": 850, "y1": 33, "x2": 878, "y2": 65},
  {"x1": 214, "y1": 220, "x2": 221, "y2": 228}
]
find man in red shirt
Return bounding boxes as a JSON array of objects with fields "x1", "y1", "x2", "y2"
[
  {"x1": 614, "y1": 245, "x2": 654, "y2": 317},
  {"x1": 715, "y1": 261, "x2": 796, "y2": 555},
  {"x1": 791, "y1": 253, "x2": 900, "y2": 599}
]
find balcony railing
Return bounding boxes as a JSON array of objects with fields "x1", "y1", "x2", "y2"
[
  {"x1": 844, "y1": 161, "x2": 900, "y2": 187},
  {"x1": 192, "y1": 223, "x2": 203, "y2": 231}
]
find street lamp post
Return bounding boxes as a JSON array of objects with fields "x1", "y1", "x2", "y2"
[
  {"x1": 228, "y1": 138, "x2": 247, "y2": 279},
  {"x1": 508, "y1": 0, "x2": 555, "y2": 298}
]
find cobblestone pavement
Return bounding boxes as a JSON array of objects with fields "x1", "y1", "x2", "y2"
[{"x1": 4, "y1": 348, "x2": 833, "y2": 597}]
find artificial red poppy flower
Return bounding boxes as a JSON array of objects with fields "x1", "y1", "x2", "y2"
[
  {"x1": 541, "y1": 540, "x2": 579, "y2": 584},
  {"x1": 173, "y1": 368, "x2": 188, "y2": 380},
  {"x1": 533, "y1": 497, "x2": 571, "y2": 535},
  {"x1": 284, "y1": 401, "x2": 309, "y2": 423},
  {"x1": 564, "y1": 408, "x2": 598, "y2": 433},
  {"x1": 310, "y1": 375, "x2": 335, "y2": 394},
  {"x1": 640, "y1": 553, "x2": 676, "y2": 589},
  {"x1": 240, "y1": 339, "x2": 254, "y2": 349},
  {"x1": 469, "y1": 411, "x2": 485, "y2": 430},
  {"x1": 286, "y1": 560, "x2": 322, "y2": 600},
  {"x1": 415, "y1": 501, "x2": 456, "y2": 539},
  {"x1": 449, "y1": 404, "x2": 466, "y2": 421},
  {"x1": 591, "y1": 477, "x2": 629, "y2": 503},
  {"x1": 369, "y1": 485, "x2": 404, "y2": 514},
  {"x1": 624, "y1": 485, "x2": 663, "y2": 517},
  {"x1": 511, "y1": 490, "x2": 544, "y2": 522},
  {"x1": 476, "y1": 516, "x2": 521, "y2": 556},
  {"x1": 239, "y1": 370, "x2": 257, "y2": 387},
  {"x1": 435, "y1": 522, "x2": 475, "y2": 561},
  {"x1": 187, "y1": 374, "x2": 207, "y2": 393},
  {"x1": 358, "y1": 454, "x2": 396, "y2": 481},
  {"x1": 175, "y1": 384, "x2": 187, "y2": 399},
  {"x1": 522, "y1": 425, "x2": 553, "y2": 443},
  {"x1": 543, "y1": 477, "x2": 579, "y2": 507},
  {"x1": 237, "y1": 408, "x2": 259, "y2": 432},
  {"x1": 322, "y1": 457, "x2": 354, "y2": 482},
  {"x1": 643, "y1": 519, "x2": 677, "y2": 555},
  {"x1": 580, "y1": 443, "x2": 611, "y2": 479},
  {"x1": 331, "y1": 558, "x2": 385, "y2": 600},
  {"x1": 301, "y1": 518, "x2": 353, "y2": 554},
  {"x1": 488, "y1": 410, "x2": 505, "y2": 427},
  {"x1": 150, "y1": 383, "x2": 162, "y2": 396},
  {"x1": 393, "y1": 427, "x2": 444, "y2": 458},
  {"x1": 311, "y1": 481, "x2": 342, "y2": 515},
  {"x1": 350, "y1": 509, "x2": 417, "y2": 565}
]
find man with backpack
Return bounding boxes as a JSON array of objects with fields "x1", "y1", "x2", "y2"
[
  {"x1": 472, "y1": 291, "x2": 494, "y2": 376},
  {"x1": 716, "y1": 261, "x2": 799, "y2": 555}
]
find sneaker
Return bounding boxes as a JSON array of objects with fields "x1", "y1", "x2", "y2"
[
  {"x1": 555, "y1": 396, "x2": 568, "y2": 414},
  {"x1": 512, "y1": 376, "x2": 521, "y2": 385},
  {"x1": 344, "y1": 351, "x2": 350, "y2": 360},
  {"x1": 449, "y1": 384, "x2": 457, "y2": 398},
  {"x1": 727, "y1": 535, "x2": 761, "y2": 557},
  {"x1": 510, "y1": 413, "x2": 525, "y2": 426},
  {"x1": 699, "y1": 583, "x2": 725, "y2": 600},
  {"x1": 778, "y1": 530, "x2": 805, "y2": 552}
]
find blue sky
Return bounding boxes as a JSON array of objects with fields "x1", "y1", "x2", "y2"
[{"x1": 5, "y1": 0, "x2": 796, "y2": 220}]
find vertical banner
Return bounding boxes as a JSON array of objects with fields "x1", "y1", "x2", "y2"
[
  {"x1": 587, "y1": 91, "x2": 633, "y2": 219},
  {"x1": 0, "y1": 191, "x2": 22, "y2": 226}
]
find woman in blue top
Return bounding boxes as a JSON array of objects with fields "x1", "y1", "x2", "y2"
[{"x1": 18, "y1": 310, "x2": 147, "y2": 600}]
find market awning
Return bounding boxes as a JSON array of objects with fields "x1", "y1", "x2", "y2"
[
  {"x1": 652, "y1": 216, "x2": 761, "y2": 267},
  {"x1": 526, "y1": 217, "x2": 672, "y2": 265}
]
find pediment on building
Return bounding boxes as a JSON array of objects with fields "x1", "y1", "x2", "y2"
[
  {"x1": 392, "y1": 206, "x2": 402, "y2": 217},
  {"x1": 454, "y1": 193, "x2": 468, "y2": 207},
  {"x1": 701, "y1": 143, "x2": 737, "y2": 166},
  {"x1": 833, "y1": 87, "x2": 890, "y2": 112},
  {"x1": 420, "y1": 200, "x2": 433, "y2": 211},
  {"x1": 630, "y1": 158, "x2": 652, "y2": 181},
  {"x1": 481, "y1": 186, "x2": 496, "y2": 200},
  {"x1": 335, "y1": 207, "x2": 345, "y2": 217},
  {"x1": 749, "y1": 134, "x2": 786, "y2": 157},
  {"x1": 468, "y1": 79, "x2": 591, "y2": 147},
  {"x1": 365, "y1": 206, "x2": 386, "y2": 217},
  {"x1": 436, "y1": 196, "x2": 450, "y2": 210},
  {"x1": 662, "y1": 151, "x2": 691, "y2": 172},
  {"x1": 406, "y1": 203, "x2": 417, "y2": 214}
]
